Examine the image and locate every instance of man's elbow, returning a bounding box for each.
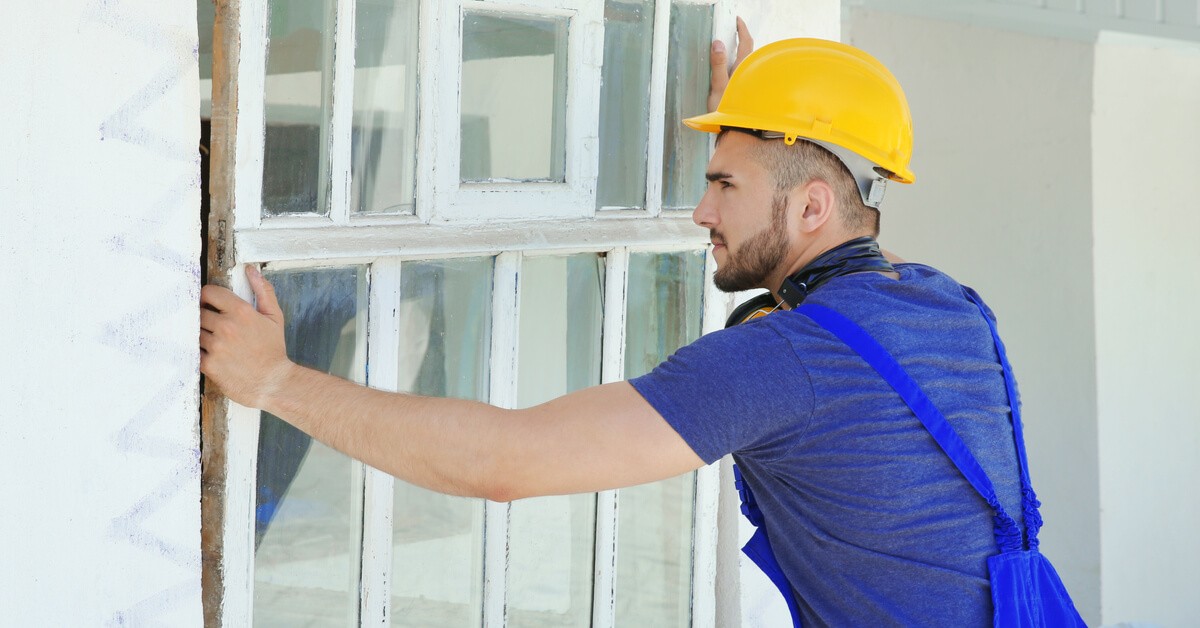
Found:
[475,469,539,503]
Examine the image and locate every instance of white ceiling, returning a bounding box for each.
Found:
[846,0,1200,43]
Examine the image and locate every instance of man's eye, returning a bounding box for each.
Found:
[720,181,733,189]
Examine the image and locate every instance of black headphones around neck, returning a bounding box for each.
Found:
[725,237,894,328]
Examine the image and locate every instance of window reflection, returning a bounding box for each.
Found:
[262,0,336,216]
[254,266,368,625]
[597,0,655,209]
[352,0,419,214]
[507,254,605,627]
[391,257,494,627]
[461,12,569,183]
[616,250,706,626]
[662,2,713,210]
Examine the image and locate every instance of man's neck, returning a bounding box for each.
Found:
[768,233,892,309]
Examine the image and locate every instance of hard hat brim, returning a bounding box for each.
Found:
[683,111,915,184]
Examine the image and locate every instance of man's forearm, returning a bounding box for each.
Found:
[260,362,513,500]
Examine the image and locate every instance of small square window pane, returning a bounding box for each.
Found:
[662,2,713,210]
[262,0,336,216]
[352,0,420,215]
[461,12,568,183]
[391,257,494,627]
[254,266,368,625]
[507,254,605,626]
[616,250,706,626]
[596,0,655,209]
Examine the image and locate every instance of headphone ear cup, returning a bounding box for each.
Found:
[725,292,781,328]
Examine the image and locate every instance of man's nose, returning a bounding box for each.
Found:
[692,188,718,228]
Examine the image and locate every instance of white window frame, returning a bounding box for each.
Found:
[209,0,737,626]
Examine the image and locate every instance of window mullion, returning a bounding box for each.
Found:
[236,0,270,230]
[413,0,440,222]
[643,0,673,217]
[484,251,521,627]
[219,0,271,620]
[691,247,727,628]
[328,0,357,225]
[221,269,267,627]
[359,259,403,626]
[591,246,630,628]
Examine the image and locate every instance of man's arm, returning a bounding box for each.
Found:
[200,266,705,502]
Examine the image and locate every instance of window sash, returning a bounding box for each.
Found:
[213,0,732,625]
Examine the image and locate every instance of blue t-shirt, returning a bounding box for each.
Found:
[631,264,1023,627]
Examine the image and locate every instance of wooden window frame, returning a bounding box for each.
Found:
[203,0,735,626]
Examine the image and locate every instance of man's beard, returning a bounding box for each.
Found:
[712,194,790,293]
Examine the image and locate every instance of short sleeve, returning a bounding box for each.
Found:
[629,321,815,464]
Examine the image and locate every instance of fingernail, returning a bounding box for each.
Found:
[713,40,725,53]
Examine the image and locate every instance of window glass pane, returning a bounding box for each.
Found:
[263,0,335,216]
[352,0,419,215]
[391,257,494,626]
[662,2,713,210]
[255,266,368,625]
[461,13,568,183]
[616,250,705,626]
[507,254,605,626]
[597,0,654,209]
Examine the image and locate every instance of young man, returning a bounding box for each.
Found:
[201,35,1044,626]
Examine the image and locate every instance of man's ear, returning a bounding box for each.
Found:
[795,179,836,234]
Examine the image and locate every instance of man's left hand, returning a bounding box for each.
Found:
[199,265,294,409]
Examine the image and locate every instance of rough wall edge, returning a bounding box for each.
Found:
[202,0,240,624]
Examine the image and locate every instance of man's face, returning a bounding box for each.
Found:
[693,132,792,293]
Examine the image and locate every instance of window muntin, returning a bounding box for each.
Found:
[351,0,420,215]
[461,12,569,183]
[262,0,337,217]
[253,266,368,623]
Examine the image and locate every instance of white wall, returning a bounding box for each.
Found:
[1092,32,1200,628]
[846,9,1102,624]
[0,0,202,624]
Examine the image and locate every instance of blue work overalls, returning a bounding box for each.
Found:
[734,286,1085,627]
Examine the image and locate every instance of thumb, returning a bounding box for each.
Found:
[246,264,284,323]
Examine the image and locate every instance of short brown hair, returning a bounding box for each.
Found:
[747,136,880,235]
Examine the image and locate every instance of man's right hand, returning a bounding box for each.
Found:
[708,17,754,113]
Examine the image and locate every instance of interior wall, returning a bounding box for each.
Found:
[1092,32,1200,628]
[0,0,202,624]
[845,9,1102,623]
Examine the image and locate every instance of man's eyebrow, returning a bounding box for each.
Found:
[705,171,733,182]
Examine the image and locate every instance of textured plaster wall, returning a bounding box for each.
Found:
[0,0,202,624]
[845,9,1102,624]
[1092,33,1200,628]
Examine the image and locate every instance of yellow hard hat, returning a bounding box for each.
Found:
[684,38,915,185]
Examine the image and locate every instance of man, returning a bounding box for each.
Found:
[201,35,1039,626]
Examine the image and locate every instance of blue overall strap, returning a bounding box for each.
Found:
[961,287,1043,548]
[733,464,804,627]
[797,303,1024,553]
